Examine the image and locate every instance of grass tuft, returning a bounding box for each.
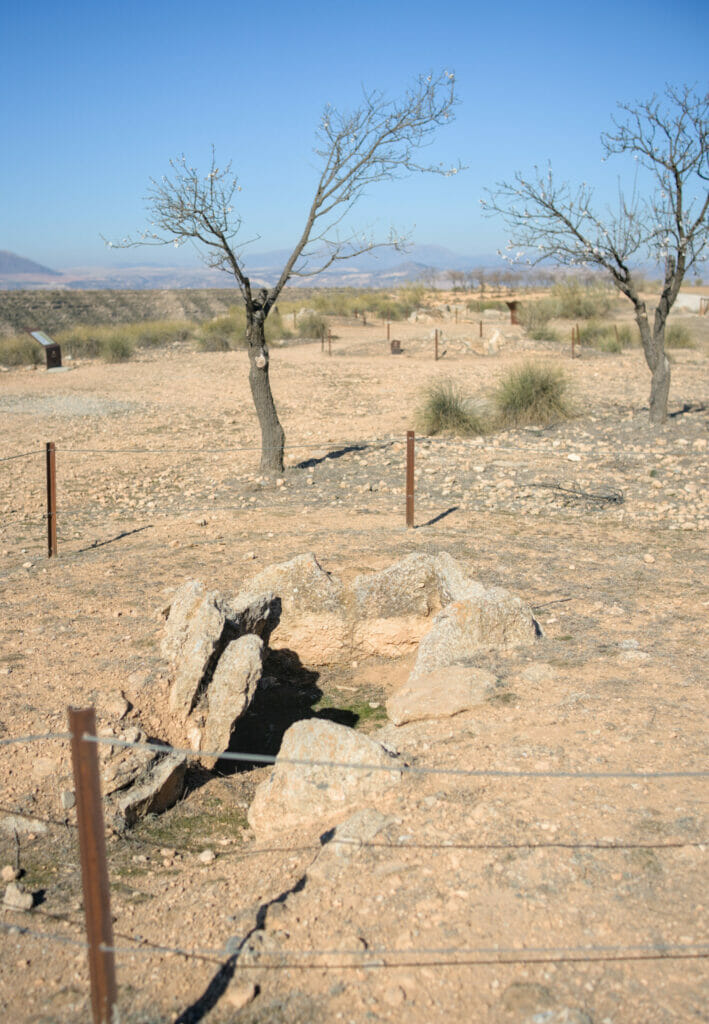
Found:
[416,380,490,436]
[495,362,572,427]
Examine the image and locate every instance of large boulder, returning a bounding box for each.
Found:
[248,720,401,836]
[239,554,347,665]
[386,666,497,725]
[198,635,265,768]
[242,553,345,616]
[412,587,540,676]
[163,581,275,719]
[348,552,475,659]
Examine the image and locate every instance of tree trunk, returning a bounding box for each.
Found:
[633,304,670,425]
[246,318,285,474]
[648,343,671,425]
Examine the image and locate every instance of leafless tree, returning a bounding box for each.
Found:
[484,85,708,424]
[111,72,459,471]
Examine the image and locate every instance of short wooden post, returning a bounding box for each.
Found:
[69,706,117,1024]
[46,441,57,558]
[406,431,415,529]
[434,329,439,361]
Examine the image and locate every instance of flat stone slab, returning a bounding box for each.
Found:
[386,666,497,725]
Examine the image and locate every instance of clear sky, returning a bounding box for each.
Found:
[1,0,706,270]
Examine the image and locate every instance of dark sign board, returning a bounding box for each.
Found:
[27,330,63,369]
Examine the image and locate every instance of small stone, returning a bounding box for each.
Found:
[1,865,19,882]
[224,981,257,1010]
[22,562,33,569]
[567,453,581,462]
[3,881,34,912]
[643,553,655,564]
[60,789,76,811]
[198,849,216,864]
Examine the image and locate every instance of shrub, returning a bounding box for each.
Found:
[466,299,507,313]
[577,321,639,351]
[416,380,490,437]
[665,323,695,348]
[0,335,43,366]
[297,312,327,339]
[495,362,571,427]
[551,279,613,319]
[518,298,557,335]
[100,334,134,362]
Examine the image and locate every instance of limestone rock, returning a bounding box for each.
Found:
[386,666,497,725]
[164,582,229,718]
[350,551,470,619]
[199,634,264,768]
[308,808,394,880]
[413,588,540,676]
[164,581,275,719]
[248,720,401,837]
[243,553,345,616]
[114,751,187,828]
[3,881,33,911]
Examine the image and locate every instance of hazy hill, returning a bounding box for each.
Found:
[0,250,60,276]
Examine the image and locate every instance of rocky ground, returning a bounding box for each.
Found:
[0,306,707,1023]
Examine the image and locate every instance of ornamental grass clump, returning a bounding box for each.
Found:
[495,362,572,427]
[416,380,490,437]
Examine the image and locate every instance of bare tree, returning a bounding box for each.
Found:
[112,72,459,471]
[484,85,708,424]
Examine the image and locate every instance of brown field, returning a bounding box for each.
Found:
[0,295,707,1023]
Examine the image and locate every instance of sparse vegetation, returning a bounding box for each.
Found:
[0,335,43,366]
[551,279,614,319]
[495,361,572,427]
[518,298,557,337]
[578,321,639,352]
[416,380,490,437]
[296,312,327,339]
[665,323,696,348]
[465,298,507,313]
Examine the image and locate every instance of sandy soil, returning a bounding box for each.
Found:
[0,306,707,1023]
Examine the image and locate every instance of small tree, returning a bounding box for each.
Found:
[484,85,708,424]
[112,72,459,471]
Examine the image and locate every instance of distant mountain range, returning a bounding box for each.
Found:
[0,246,506,291]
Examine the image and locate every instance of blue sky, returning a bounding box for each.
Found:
[1,0,706,270]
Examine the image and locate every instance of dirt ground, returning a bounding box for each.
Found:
[0,304,707,1023]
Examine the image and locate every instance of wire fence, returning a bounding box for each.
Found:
[1,726,707,994]
[2,427,702,573]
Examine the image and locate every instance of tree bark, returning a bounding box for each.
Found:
[630,295,670,425]
[246,317,285,474]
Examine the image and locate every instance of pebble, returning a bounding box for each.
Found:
[60,789,76,811]
[198,849,216,864]
[1,865,19,882]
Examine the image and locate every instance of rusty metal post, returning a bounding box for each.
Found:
[571,327,575,359]
[434,329,439,361]
[406,431,415,529]
[479,320,483,338]
[46,441,57,558]
[69,707,117,1024]
[614,324,620,346]
[328,330,332,356]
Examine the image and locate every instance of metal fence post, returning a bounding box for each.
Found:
[46,441,57,558]
[69,706,117,1024]
[434,329,439,361]
[406,431,415,529]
